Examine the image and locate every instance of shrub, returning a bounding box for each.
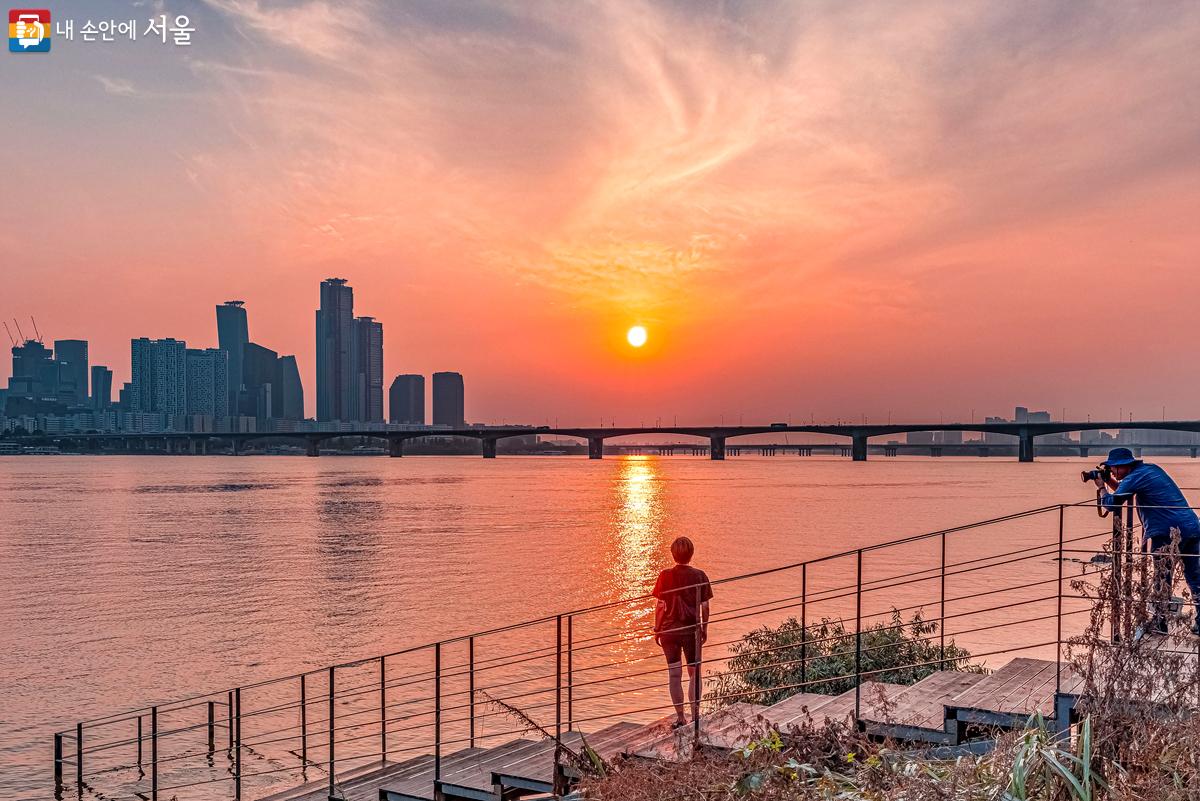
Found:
[709,610,980,705]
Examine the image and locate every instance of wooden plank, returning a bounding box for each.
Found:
[759,692,839,730]
[876,671,987,730]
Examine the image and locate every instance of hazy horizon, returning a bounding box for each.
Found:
[4,0,1199,423]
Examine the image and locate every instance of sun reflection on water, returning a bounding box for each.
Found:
[605,456,669,636]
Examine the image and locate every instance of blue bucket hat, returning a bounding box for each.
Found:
[1101,447,1140,467]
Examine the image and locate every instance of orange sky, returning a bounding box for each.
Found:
[3,0,1199,423]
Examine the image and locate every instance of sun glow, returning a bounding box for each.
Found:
[626,325,648,348]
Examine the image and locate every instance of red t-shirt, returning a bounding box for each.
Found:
[652,564,713,634]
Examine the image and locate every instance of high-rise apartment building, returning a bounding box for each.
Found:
[389,374,425,425]
[277,355,304,421]
[352,316,384,423]
[130,338,187,415]
[431,371,465,427]
[185,348,230,419]
[216,301,249,413]
[316,278,354,422]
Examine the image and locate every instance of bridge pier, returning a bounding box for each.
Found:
[482,439,497,459]
[930,446,942,458]
[1192,447,1198,459]
[1018,430,1035,463]
[305,437,320,457]
[388,438,404,457]
[587,437,604,460]
[189,439,198,455]
[1079,446,1089,459]
[851,433,868,462]
[710,435,726,460]
[232,438,241,456]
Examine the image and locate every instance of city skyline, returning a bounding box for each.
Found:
[3,1,1199,423]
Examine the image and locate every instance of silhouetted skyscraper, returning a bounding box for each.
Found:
[216,301,249,413]
[277,355,304,421]
[53,339,88,406]
[389,374,424,425]
[352,316,384,423]
[316,278,354,422]
[432,371,464,427]
[243,342,279,420]
[130,338,187,415]
[185,348,230,419]
[91,366,112,409]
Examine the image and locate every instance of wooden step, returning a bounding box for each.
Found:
[628,702,768,760]
[758,691,840,730]
[262,752,456,801]
[378,739,536,801]
[487,732,586,798]
[861,670,987,744]
[947,658,1077,729]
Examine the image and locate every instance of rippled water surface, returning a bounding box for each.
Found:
[4,454,1196,799]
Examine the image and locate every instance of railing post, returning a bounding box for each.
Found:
[1124,502,1135,640]
[1056,505,1064,697]
[137,714,142,769]
[300,674,308,767]
[227,691,234,753]
[939,532,947,668]
[566,616,574,731]
[54,732,63,792]
[207,701,215,754]
[380,655,388,763]
[151,706,158,801]
[1111,505,1122,643]
[235,688,242,801]
[434,644,442,782]
[801,563,811,690]
[693,585,703,743]
[554,615,563,786]
[327,668,335,801]
[468,637,475,748]
[75,722,82,793]
[854,549,863,723]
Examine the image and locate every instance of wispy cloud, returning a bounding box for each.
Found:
[93,75,139,97]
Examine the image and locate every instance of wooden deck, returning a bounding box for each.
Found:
[265,657,1089,801]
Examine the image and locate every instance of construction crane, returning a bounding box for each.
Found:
[29,316,42,343]
[2,321,15,347]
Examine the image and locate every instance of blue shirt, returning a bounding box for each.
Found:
[1101,462,1200,539]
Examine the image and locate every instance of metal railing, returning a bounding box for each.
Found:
[53,497,1181,800]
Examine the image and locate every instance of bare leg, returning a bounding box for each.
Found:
[687,665,700,723]
[667,661,685,723]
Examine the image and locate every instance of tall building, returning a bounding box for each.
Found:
[216,301,249,412]
[243,342,280,420]
[432,371,465,427]
[130,338,187,415]
[54,339,88,405]
[243,343,305,422]
[389,374,425,425]
[316,278,354,422]
[185,348,230,419]
[277,355,304,421]
[5,340,59,416]
[351,316,384,423]
[91,366,113,409]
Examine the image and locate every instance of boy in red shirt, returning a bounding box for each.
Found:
[652,536,713,728]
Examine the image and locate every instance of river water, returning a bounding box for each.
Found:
[3,454,1194,799]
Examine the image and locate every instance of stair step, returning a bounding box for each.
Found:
[947,658,1076,728]
[629,702,769,760]
[379,739,536,801]
[861,670,988,744]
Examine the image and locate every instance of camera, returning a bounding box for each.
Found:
[1081,465,1111,484]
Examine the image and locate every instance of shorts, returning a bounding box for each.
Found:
[659,634,700,666]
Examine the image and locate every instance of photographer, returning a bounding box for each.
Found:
[1093,447,1200,635]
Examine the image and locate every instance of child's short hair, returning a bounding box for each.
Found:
[670,536,695,564]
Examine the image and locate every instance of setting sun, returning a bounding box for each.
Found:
[627,325,648,348]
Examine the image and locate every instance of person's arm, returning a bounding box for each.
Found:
[1100,472,1137,511]
[654,599,666,644]
[700,600,710,644]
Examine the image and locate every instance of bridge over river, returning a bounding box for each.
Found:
[9,420,1200,461]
